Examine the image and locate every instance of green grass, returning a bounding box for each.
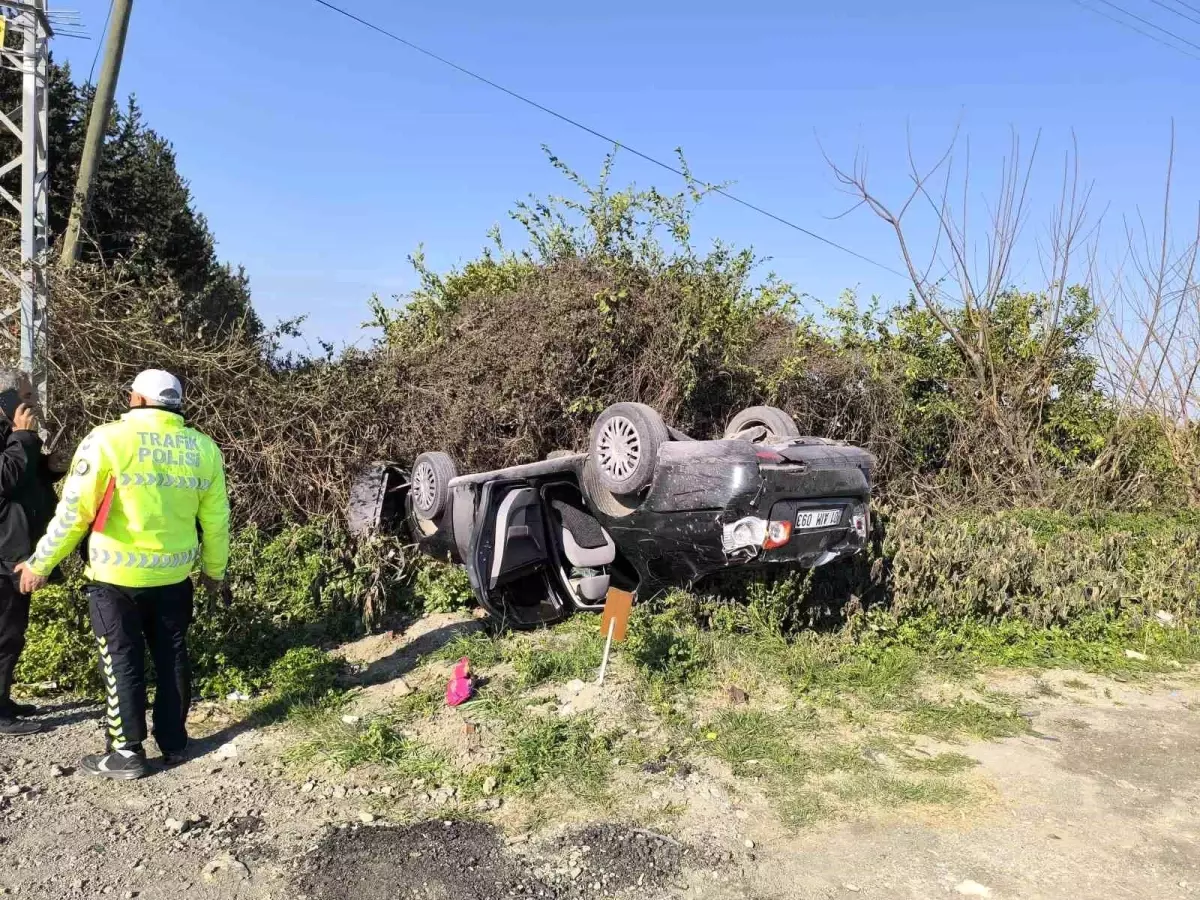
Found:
[833,772,969,807]
[510,631,605,688]
[494,715,614,799]
[388,686,443,722]
[704,710,796,775]
[286,716,447,780]
[434,630,509,669]
[902,699,1031,742]
[900,752,979,775]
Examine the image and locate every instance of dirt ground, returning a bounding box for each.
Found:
[2,618,1199,900]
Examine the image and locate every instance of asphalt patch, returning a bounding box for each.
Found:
[295,821,552,900]
[294,820,717,900]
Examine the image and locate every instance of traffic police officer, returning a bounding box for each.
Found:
[16,370,230,780]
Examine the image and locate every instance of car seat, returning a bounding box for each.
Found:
[549,499,616,603]
[489,488,550,589]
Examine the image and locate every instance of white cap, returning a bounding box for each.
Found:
[131,369,183,409]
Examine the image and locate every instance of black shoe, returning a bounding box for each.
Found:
[80,748,150,781]
[0,716,41,736]
[160,750,187,768]
[5,700,37,717]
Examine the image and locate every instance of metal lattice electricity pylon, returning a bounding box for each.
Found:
[0,1,51,405]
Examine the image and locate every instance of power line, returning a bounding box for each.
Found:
[1081,0,1200,54]
[88,0,115,85]
[1163,0,1200,19]
[1147,0,1200,27]
[1073,0,1200,58]
[308,0,908,279]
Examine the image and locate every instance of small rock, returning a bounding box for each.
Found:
[340,715,360,726]
[726,685,749,705]
[49,765,68,778]
[845,885,861,893]
[124,893,138,899]
[203,852,249,882]
[165,818,189,835]
[482,776,498,796]
[225,691,250,702]
[215,742,238,761]
[300,782,316,794]
[955,881,993,898]
[565,679,586,695]
[332,786,347,799]
[393,679,414,697]
[1156,610,1176,626]
[358,811,375,824]
[506,833,529,846]
[744,839,755,850]
[1124,649,1148,661]
[1,786,24,798]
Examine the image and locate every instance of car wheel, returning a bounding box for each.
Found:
[589,402,668,496]
[581,458,641,519]
[411,451,457,521]
[724,406,800,443]
[346,461,399,538]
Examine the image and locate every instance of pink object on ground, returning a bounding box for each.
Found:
[445,657,474,706]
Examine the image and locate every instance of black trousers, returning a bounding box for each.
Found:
[0,562,29,705]
[87,579,194,753]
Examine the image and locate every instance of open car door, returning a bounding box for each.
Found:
[465,479,569,629]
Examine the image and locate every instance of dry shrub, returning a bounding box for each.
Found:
[6,250,900,527]
[12,258,360,525]
[883,509,1200,625]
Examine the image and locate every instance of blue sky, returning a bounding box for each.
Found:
[53,0,1198,348]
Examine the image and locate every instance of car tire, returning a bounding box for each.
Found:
[411,451,457,521]
[589,402,668,496]
[346,461,396,538]
[580,458,641,519]
[724,406,801,443]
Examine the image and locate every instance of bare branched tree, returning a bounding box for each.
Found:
[824,127,1096,494]
[1091,123,1200,500]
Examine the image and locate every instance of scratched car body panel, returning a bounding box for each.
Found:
[348,405,876,629]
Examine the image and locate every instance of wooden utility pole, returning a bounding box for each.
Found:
[59,0,133,268]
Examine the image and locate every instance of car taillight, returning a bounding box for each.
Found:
[763,520,793,549]
[852,513,868,539]
[755,450,785,464]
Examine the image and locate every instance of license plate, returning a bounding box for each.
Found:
[796,509,841,530]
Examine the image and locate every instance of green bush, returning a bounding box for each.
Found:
[627,601,712,689]
[15,582,98,694]
[883,509,1200,625]
[410,559,475,614]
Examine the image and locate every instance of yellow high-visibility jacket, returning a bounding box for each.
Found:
[26,408,230,588]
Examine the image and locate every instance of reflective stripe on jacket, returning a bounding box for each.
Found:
[26,408,230,587]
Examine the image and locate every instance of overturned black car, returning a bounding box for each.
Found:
[348,404,876,628]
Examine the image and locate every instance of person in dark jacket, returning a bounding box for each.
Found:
[0,370,67,736]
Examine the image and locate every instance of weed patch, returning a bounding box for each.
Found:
[900,752,979,775]
[903,699,1030,742]
[511,631,605,688]
[287,716,447,780]
[495,716,614,799]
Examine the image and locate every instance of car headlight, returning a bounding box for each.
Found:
[722,517,767,552]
